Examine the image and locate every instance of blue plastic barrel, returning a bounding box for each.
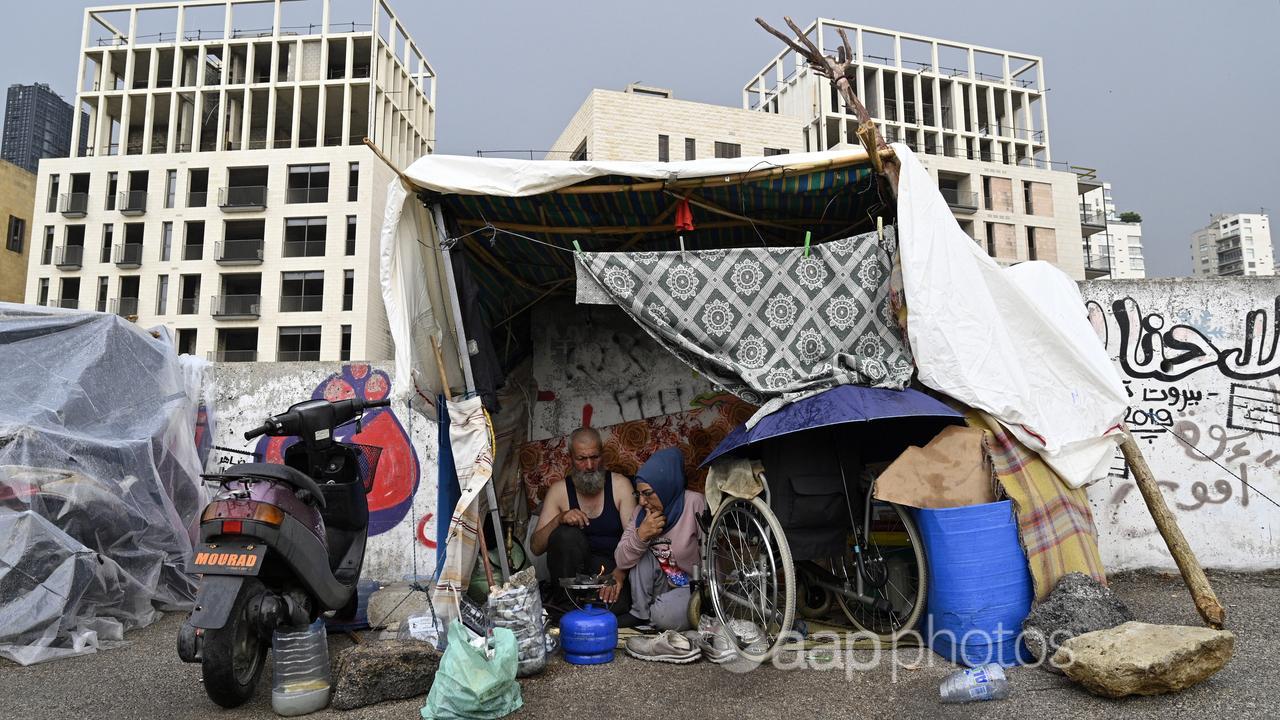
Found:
[916,500,1033,667]
[559,605,617,665]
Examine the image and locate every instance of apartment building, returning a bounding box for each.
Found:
[1191,213,1274,277]
[1081,182,1145,279]
[743,19,1102,280]
[25,0,435,362]
[547,85,806,162]
[0,160,36,302]
[2,84,88,174]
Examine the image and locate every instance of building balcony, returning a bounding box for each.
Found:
[939,188,978,212]
[286,187,328,204]
[49,297,80,309]
[216,239,265,265]
[212,294,261,319]
[1080,211,1107,237]
[178,296,200,315]
[209,349,258,362]
[119,191,147,215]
[1083,247,1111,280]
[54,245,84,269]
[111,297,139,317]
[218,186,268,211]
[113,243,143,268]
[59,192,89,218]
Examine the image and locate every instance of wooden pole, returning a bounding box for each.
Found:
[429,335,450,400]
[1119,432,1227,628]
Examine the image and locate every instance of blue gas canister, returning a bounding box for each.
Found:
[559,604,617,665]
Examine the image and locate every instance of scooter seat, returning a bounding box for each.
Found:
[221,462,327,508]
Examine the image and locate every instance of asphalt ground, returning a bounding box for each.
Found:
[2,570,1275,720]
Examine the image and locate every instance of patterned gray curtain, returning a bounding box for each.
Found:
[576,228,914,423]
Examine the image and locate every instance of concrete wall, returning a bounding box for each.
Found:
[1081,277,1280,571]
[548,89,806,162]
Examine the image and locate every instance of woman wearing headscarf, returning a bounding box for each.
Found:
[607,446,707,632]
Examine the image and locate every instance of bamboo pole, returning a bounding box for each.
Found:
[1119,432,1227,628]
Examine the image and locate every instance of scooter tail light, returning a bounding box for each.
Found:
[201,500,285,527]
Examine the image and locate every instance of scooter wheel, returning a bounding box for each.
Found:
[201,578,268,708]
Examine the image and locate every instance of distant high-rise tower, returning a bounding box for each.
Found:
[2,84,86,174]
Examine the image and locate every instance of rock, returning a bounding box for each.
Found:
[330,638,442,710]
[366,583,430,630]
[1022,573,1133,669]
[1052,621,1234,698]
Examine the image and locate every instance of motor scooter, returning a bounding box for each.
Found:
[177,396,389,708]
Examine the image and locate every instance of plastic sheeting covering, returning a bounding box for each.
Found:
[0,305,207,664]
[894,144,1127,488]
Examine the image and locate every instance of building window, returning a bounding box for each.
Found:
[156,274,169,315]
[106,172,118,210]
[164,169,177,208]
[278,326,322,361]
[343,270,354,311]
[6,216,24,253]
[340,324,351,361]
[96,276,109,312]
[176,328,197,355]
[284,218,327,257]
[984,222,996,257]
[37,278,49,306]
[348,162,359,202]
[179,274,200,314]
[41,226,53,265]
[101,224,114,262]
[184,221,204,261]
[685,138,696,160]
[570,139,587,161]
[714,142,741,159]
[345,216,356,255]
[161,222,172,262]
[280,271,324,312]
[763,147,789,156]
[1027,230,1038,261]
[46,175,58,213]
[286,164,329,204]
[658,134,669,162]
[188,168,208,207]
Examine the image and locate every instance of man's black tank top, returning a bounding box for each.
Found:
[565,473,624,557]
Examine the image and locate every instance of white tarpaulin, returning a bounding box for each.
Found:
[398,148,872,197]
[894,143,1127,487]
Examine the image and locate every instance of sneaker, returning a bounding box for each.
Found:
[683,629,737,664]
[624,630,701,664]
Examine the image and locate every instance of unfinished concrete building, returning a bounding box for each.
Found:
[26,0,435,362]
[744,19,1106,280]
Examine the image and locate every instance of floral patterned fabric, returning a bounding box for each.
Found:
[518,392,757,509]
[575,229,913,423]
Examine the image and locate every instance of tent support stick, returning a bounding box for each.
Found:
[363,137,411,188]
[1120,432,1226,628]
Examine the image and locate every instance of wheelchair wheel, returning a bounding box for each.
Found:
[704,496,795,663]
[835,499,928,642]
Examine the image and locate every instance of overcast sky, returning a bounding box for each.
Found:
[3,0,1277,277]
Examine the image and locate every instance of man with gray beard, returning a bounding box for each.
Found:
[531,427,636,616]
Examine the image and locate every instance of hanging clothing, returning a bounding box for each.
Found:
[575,229,913,426]
[450,249,506,412]
[564,473,624,558]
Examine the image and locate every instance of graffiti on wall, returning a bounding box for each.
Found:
[1098,296,1280,382]
[252,364,422,536]
[1082,285,1280,566]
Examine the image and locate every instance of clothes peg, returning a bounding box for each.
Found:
[877,216,884,243]
[678,235,686,261]
[803,230,812,258]
[572,240,582,254]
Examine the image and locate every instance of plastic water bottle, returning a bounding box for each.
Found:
[271,618,331,716]
[939,663,1010,703]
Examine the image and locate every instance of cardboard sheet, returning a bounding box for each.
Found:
[872,426,998,509]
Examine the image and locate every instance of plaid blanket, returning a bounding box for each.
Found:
[966,409,1106,599]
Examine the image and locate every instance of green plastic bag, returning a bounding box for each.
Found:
[421,621,523,720]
